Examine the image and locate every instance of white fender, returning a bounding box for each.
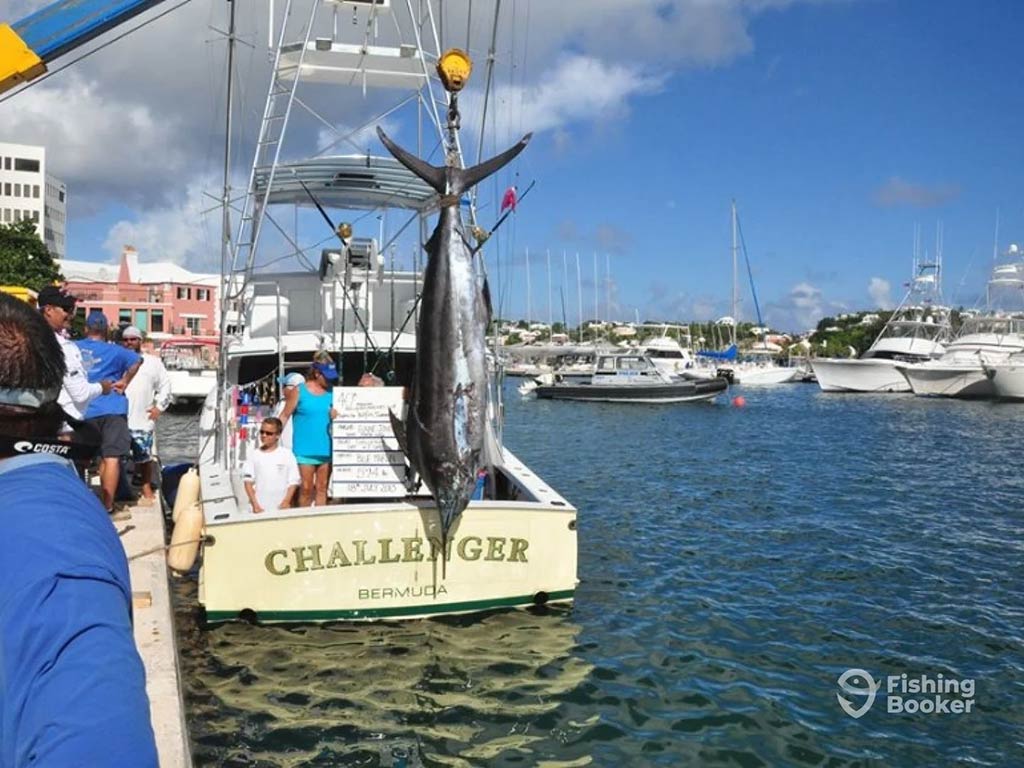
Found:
[167,502,204,573]
[172,468,200,523]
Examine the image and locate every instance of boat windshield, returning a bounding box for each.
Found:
[878,320,946,341]
[958,316,1024,337]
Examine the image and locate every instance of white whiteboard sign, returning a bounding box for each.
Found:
[331,386,412,498]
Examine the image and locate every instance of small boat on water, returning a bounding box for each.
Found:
[533,352,728,403]
[160,338,218,407]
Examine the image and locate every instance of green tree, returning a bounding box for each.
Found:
[0,220,62,292]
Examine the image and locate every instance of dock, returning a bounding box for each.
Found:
[116,500,193,768]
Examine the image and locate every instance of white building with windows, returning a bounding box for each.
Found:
[0,141,67,258]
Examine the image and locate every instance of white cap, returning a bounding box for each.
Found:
[122,325,143,339]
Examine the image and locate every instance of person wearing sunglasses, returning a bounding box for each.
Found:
[241,417,300,514]
[279,358,338,507]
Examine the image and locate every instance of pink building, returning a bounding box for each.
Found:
[59,246,220,339]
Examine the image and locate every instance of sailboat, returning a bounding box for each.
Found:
[178,1,577,623]
[719,201,799,385]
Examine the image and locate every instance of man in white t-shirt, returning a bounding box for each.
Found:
[242,416,300,513]
[121,327,171,504]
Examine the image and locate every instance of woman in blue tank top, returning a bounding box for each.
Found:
[280,360,338,506]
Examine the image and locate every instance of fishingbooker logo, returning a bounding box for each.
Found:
[837,668,976,718]
[836,669,879,718]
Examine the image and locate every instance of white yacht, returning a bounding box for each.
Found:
[983,354,1024,400]
[812,256,949,393]
[896,314,1024,398]
[897,251,1024,398]
[160,339,218,406]
[182,1,577,623]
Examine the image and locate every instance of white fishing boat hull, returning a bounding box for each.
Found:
[734,365,800,385]
[984,363,1024,400]
[810,358,911,393]
[197,494,577,623]
[168,368,217,403]
[896,362,994,399]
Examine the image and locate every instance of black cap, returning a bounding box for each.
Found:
[37,286,77,311]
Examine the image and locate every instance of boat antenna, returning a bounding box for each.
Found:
[214,0,237,463]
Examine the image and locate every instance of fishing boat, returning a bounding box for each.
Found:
[177,1,577,623]
[983,353,1024,400]
[896,253,1024,398]
[160,338,218,406]
[532,352,728,403]
[812,252,949,393]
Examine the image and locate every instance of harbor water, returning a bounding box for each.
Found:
[158,383,1024,766]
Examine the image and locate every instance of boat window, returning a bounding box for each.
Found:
[597,357,616,372]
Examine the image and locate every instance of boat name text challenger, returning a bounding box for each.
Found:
[264,534,531,576]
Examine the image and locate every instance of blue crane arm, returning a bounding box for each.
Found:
[1,0,168,93]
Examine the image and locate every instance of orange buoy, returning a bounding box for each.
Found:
[167,502,204,573]
[732,396,747,407]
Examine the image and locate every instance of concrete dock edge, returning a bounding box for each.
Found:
[118,500,193,768]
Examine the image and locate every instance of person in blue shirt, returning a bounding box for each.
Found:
[0,293,158,767]
[77,311,142,512]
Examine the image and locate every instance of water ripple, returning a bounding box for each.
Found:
[164,385,1024,766]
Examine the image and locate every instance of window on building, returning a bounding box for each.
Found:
[3,158,9,171]
[2,209,8,223]
[13,184,20,197]
[134,309,148,331]
[14,158,40,173]
[196,288,209,301]
[58,190,65,203]
[3,183,9,195]
[176,287,187,300]
[185,317,201,335]
[75,307,86,322]
[13,210,21,222]
[119,308,132,325]
[32,185,39,199]
[151,310,164,333]
[30,211,38,222]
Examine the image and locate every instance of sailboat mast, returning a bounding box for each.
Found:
[731,200,738,347]
[547,249,553,328]
[525,246,531,324]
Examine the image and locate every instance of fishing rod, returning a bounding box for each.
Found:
[470,180,537,255]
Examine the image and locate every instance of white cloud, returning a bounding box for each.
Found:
[764,281,846,331]
[867,276,893,309]
[102,174,221,268]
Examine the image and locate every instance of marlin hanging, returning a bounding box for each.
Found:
[378,87,530,567]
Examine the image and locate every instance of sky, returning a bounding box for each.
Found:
[3,0,1024,332]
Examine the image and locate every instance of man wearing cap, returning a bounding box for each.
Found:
[121,327,171,505]
[77,311,142,512]
[37,286,114,422]
[0,294,158,766]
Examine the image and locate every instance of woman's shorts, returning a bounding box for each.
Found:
[296,454,330,466]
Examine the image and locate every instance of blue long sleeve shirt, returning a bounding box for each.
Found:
[0,454,158,768]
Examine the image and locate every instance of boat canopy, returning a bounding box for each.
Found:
[697,344,738,361]
[254,155,436,211]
